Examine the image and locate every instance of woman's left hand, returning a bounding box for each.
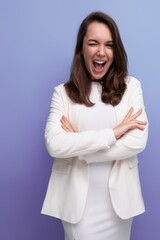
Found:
[60,115,75,132]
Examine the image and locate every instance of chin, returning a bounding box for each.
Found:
[91,73,106,80]
[90,69,108,80]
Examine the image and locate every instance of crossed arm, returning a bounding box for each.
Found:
[45,80,148,162]
[60,107,148,163]
[60,107,147,139]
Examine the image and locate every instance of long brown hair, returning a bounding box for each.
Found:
[65,11,128,106]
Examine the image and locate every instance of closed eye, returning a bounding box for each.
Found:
[105,43,113,48]
[87,39,98,46]
[88,42,97,46]
[105,41,113,48]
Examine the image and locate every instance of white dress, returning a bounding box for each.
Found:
[62,82,133,240]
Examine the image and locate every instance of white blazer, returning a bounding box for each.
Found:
[41,76,148,223]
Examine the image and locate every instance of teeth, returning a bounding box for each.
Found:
[94,60,105,64]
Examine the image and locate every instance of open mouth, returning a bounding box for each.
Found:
[93,60,106,70]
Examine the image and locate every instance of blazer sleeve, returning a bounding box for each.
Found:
[44,85,116,158]
[85,79,149,164]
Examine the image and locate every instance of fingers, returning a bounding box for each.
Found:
[60,116,69,126]
[124,107,134,120]
[134,120,147,129]
[127,120,147,132]
[134,120,147,125]
[124,107,143,122]
[114,109,147,139]
[60,116,75,132]
[60,116,70,131]
[130,109,143,121]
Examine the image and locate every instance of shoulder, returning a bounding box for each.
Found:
[125,75,140,85]
[54,83,65,92]
[52,83,71,102]
[125,75,142,90]
[53,83,67,96]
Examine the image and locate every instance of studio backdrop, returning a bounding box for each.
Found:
[0,0,160,239]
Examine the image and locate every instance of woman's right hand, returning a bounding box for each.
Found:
[113,107,147,140]
[60,115,75,133]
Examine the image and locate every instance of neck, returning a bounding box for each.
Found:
[90,79,103,85]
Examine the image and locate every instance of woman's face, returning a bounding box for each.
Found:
[82,21,114,80]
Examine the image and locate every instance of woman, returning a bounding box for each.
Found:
[41,11,148,240]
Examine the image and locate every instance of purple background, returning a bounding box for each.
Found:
[0,0,159,239]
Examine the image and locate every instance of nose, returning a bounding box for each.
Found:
[97,45,105,57]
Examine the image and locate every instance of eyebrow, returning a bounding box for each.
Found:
[87,39,113,43]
